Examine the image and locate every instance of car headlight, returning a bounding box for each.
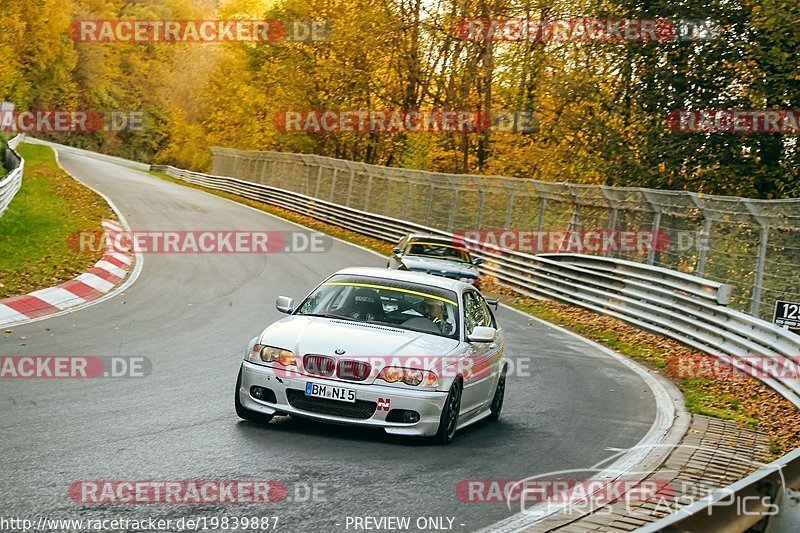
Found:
[248,344,297,366]
[377,367,439,388]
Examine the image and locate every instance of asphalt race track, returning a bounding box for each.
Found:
[0,149,657,531]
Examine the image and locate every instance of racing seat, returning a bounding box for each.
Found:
[401,316,443,334]
[336,288,385,321]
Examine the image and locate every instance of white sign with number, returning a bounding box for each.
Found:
[774,300,800,329]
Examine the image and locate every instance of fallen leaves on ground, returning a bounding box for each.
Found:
[483,278,800,457]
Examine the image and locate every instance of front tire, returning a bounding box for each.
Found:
[234,365,274,424]
[489,368,506,421]
[435,380,462,444]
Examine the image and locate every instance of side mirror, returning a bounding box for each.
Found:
[484,298,499,310]
[472,257,484,265]
[467,326,496,343]
[393,247,402,254]
[276,296,294,314]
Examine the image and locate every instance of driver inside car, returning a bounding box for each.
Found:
[419,298,452,334]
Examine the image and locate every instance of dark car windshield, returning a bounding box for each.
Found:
[405,241,471,263]
[295,275,460,339]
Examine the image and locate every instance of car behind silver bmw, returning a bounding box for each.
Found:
[235,267,506,443]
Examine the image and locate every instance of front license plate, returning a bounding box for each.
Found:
[305,382,356,403]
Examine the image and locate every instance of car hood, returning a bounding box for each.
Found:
[258,315,461,382]
[400,256,478,278]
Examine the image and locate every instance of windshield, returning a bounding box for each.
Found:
[295,275,460,339]
[405,241,471,263]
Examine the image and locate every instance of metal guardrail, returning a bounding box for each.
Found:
[0,134,24,217]
[11,139,799,531]
[210,147,800,321]
[641,446,800,532]
[151,161,800,530]
[152,163,800,407]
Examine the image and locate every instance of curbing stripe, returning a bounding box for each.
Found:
[0,143,144,328]
[0,216,134,327]
[94,260,127,278]
[59,280,103,300]
[0,304,28,323]
[2,295,59,318]
[108,251,132,266]
[102,254,127,268]
[75,273,115,293]
[28,287,87,310]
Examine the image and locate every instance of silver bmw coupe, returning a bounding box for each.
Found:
[235,267,506,443]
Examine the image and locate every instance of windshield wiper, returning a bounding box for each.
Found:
[297,312,349,320]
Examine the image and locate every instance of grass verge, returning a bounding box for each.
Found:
[0,143,114,299]
[149,168,800,456]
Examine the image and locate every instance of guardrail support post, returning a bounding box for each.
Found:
[647,210,661,265]
[475,188,485,230]
[346,170,355,206]
[448,190,459,232]
[363,174,373,212]
[643,191,662,265]
[604,209,618,257]
[301,164,309,194]
[570,205,581,232]
[568,187,581,232]
[505,193,515,229]
[425,183,434,226]
[536,197,546,232]
[403,181,412,220]
[383,176,391,216]
[695,216,713,277]
[751,224,769,316]
[330,168,338,202]
[601,188,619,257]
[314,166,323,197]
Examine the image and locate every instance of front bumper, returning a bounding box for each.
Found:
[238,361,448,436]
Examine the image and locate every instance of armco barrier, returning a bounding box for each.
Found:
[4,137,794,530]
[151,164,800,404]
[150,161,800,531]
[0,134,24,217]
[640,447,800,532]
[210,147,800,320]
